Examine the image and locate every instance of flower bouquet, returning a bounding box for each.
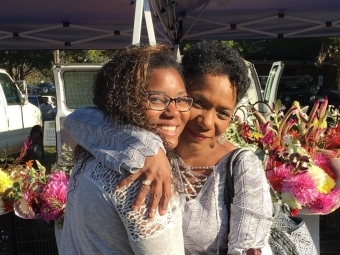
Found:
[0,138,70,222]
[227,98,340,215]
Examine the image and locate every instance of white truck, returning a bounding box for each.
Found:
[52,61,283,166]
[0,68,44,162]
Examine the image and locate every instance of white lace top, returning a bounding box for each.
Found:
[64,107,273,255]
[61,107,185,255]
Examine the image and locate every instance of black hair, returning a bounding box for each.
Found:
[181,40,250,104]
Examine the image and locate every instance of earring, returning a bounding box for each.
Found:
[218,133,227,145]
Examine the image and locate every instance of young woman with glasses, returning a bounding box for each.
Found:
[64,41,273,254]
[60,44,192,255]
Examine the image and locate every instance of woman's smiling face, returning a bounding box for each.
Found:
[145,68,190,149]
[178,74,237,150]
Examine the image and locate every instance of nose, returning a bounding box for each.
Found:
[163,100,180,117]
[197,108,215,130]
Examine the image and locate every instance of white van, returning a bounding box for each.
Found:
[0,69,44,162]
[52,61,282,166]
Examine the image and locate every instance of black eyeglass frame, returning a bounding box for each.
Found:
[147,93,194,112]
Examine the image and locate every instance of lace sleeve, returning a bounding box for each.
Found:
[64,106,165,173]
[228,151,273,253]
[85,159,185,254]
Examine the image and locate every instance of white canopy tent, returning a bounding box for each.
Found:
[1,0,340,50]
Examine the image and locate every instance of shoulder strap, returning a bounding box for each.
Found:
[220,148,248,254]
[224,148,247,212]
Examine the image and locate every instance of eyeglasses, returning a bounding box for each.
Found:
[147,94,194,112]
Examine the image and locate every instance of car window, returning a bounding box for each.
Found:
[63,71,95,109]
[278,77,314,91]
[0,73,19,104]
[28,96,39,107]
[50,96,57,105]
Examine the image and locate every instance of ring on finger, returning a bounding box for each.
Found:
[142,179,151,186]
[140,186,150,193]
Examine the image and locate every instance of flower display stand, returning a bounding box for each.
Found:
[299,214,320,254]
[54,220,63,253]
[0,211,58,255]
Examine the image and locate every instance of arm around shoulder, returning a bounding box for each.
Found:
[64,106,166,173]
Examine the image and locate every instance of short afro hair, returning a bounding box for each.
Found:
[181,40,250,104]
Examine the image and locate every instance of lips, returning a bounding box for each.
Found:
[188,128,208,140]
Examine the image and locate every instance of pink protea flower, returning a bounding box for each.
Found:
[40,171,68,222]
[313,152,330,168]
[309,189,340,214]
[267,163,292,192]
[282,172,318,205]
[49,171,68,182]
[313,153,337,180]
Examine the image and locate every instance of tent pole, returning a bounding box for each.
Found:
[174,44,181,62]
[143,0,156,45]
[132,0,144,45]
[132,0,156,46]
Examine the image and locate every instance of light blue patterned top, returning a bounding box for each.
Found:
[64,106,273,255]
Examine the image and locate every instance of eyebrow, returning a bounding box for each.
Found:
[147,90,188,96]
[192,94,233,111]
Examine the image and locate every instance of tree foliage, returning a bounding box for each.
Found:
[318,37,340,69]
[57,50,114,64]
[0,51,54,81]
[0,39,338,83]
[182,38,325,61]
[0,49,117,83]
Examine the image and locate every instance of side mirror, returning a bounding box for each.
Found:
[14,80,28,105]
[19,93,26,104]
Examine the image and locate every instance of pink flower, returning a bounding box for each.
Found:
[282,173,318,205]
[40,171,68,221]
[49,171,68,182]
[310,189,340,214]
[313,153,330,168]
[260,129,275,145]
[267,163,292,191]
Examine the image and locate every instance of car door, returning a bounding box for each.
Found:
[263,61,285,109]
[0,85,8,152]
[53,64,101,166]
[234,61,264,121]
[0,72,25,155]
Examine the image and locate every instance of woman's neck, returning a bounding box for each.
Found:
[175,141,228,165]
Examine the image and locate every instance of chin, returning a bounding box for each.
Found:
[164,139,177,149]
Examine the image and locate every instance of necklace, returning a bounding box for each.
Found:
[187,165,215,170]
[177,156,215,199]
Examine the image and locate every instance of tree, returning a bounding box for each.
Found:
[317,37,340,91]
[58,50,114,64]
[181,38,324,61]
[0,51,54,81]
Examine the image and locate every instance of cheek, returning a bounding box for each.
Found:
[144,110,160,124]
[182,111,190,122]
[188,108,200,121]
[216,119,231,136]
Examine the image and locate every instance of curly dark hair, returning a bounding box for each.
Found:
[71,44,183,192]
[93,44,183,130]
[181,40,250,104]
